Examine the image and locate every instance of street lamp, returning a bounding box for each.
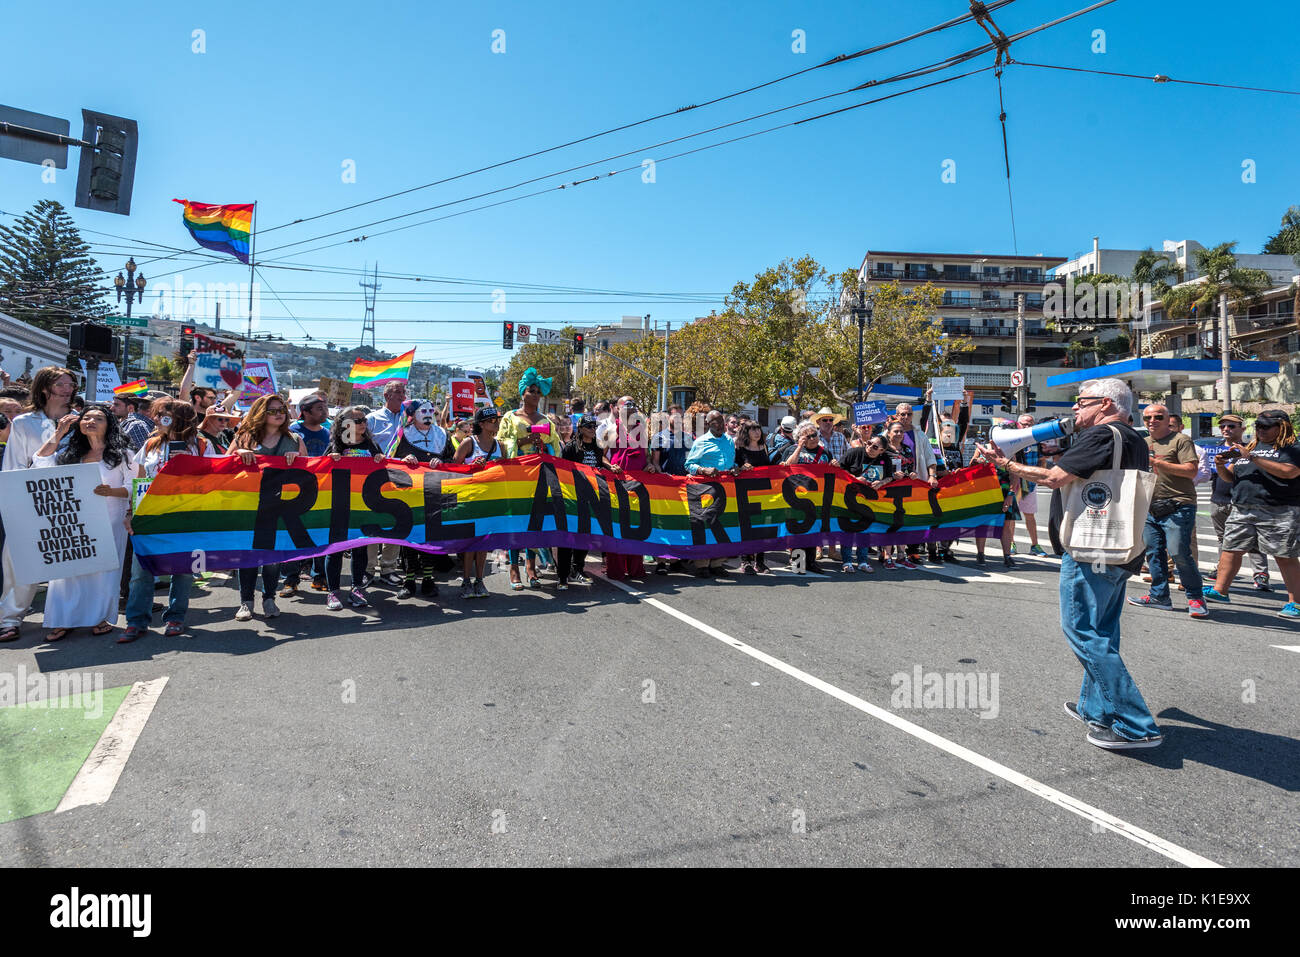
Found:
[854,282,875,401]
[115,257,147,378]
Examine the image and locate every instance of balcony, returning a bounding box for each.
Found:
[866,267,1048,285]
[942,294,1047,311]
[941,319,1057,338]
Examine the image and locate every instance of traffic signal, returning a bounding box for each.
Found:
[1000,390,1015,413]
[502,320,514,349]
[74,110,139,216]
[181,324,196,354]
[1026,391,1037,412]
[573,332,584,355]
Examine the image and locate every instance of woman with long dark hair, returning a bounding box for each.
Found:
[121,399,219,640]
[322,406,388,611]
[229,394,307,621]
[734,421,771,574]
[32,403,135,642]
[452,407,503,598]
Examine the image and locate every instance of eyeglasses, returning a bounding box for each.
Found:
[1257,422,1282,430]
[1075,397,1106,407]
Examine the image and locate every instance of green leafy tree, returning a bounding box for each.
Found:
[1262,205,1300,256]
[1161,242,1271,354]
[0,199,106,332]
[575,333,668,411]
[148,355,182,385]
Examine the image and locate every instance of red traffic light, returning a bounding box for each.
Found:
[182,325,195,335]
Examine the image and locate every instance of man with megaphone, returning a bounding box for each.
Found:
[977,377,1164,752]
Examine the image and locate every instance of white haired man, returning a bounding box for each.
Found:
[979,378,1163,751]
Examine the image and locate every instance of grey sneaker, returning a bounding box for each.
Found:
[1086,726,1163,751]
[261,596,280,618]
[473,579,488,598]
[459,580,475,600]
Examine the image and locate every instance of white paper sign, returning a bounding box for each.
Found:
[0,463,121,585]
[930,376,965,402]
[78,360,123,402]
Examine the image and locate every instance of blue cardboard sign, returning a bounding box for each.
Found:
[853,400,889,426]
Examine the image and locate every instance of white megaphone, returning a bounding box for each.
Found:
[989,416,1075,457]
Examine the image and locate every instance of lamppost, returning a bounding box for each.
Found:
[114,257,147,379]
[853,282,875,401]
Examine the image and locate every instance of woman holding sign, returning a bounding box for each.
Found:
[32,404,134,643]
[121,400,220,641]
[229,395,307,622]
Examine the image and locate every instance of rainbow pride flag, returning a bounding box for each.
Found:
[130,457,1007,575]
[348,349,415,388]
[113,379,148,396]
[173,199,254,264]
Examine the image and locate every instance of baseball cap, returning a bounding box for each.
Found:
[300,395,326,412]
[780,415,796,431]
[1254,410,1288,428]
[473,406,500,424]
[577,414,598,428]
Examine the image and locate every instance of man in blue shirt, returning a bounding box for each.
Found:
[684,410,735,577]
[290,395,331,456]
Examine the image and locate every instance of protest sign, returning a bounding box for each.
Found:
[0,464,121,585]
[131,456,1008,575]
[192,333,244,391]
[236,358,278,407]
[930,376,965,402]
[853,400,889,426]
[449,379,477,417]
[318,376,356,407]
[78,360,122,402]
[463,370,493,407]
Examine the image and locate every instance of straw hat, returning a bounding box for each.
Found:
[813,406,845,425]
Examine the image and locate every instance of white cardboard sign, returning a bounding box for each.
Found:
[0,463,121,585]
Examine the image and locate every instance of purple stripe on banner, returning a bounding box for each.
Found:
[136,523,1007,576]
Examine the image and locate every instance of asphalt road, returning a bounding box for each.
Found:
[2,486,1297,867]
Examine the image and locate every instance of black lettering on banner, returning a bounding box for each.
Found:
[360,467,413,539]
[422,470,474,542]
[527,461,568,532]
[734,477,777,541]
[615,478,652,541]
[686,481,729,545]
[882,484,911,533]
[840,482,877,533]
[573,466,613,536]
[927,485,944,528]
[781,474,817,535]
[818,470,837,533]
[252,468,319,550]
[329,467,352,543]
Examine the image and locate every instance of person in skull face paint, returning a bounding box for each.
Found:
[389,399,449,599]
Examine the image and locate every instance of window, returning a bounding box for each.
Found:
[946,265,972,280]
[983,265,1001,279]
[874,263,894,277]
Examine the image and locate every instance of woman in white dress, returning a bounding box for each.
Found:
[33,403,137,642]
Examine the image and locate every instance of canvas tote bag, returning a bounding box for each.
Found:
[1060,424,1155,565]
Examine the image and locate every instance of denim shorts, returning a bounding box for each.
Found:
[1222,503,1300,558]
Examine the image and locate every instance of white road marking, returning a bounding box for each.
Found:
[593,574,1220,869]
[1271,645,1300,654]
[56,677,169,814]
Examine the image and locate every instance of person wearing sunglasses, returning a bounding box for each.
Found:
[452,406,504,599]
[837,434,897,573]
[558,414,619,589]
[1206,414,1269,591]
[1127,404,1207,618]
[228,395,308,622]
[734,421,771,574]
[1204,410,1300,619]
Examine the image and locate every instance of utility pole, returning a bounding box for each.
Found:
[214,301,220,333]
[854,284,872,401]
[1220,292,1231,413]
[660,321,671,411]
[1015,292,1027,413]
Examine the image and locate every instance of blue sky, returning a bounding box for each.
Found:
[2,0,1296,371]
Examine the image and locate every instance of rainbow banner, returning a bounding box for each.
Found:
[348,349,415,388]
[113,379,148,396]
[173,199,254,264]
[130,456,1007,575]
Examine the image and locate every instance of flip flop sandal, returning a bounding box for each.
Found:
[46,629,71,642]
[0,627,19,643]
[91,623,115,636]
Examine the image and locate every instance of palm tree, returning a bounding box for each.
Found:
[1161,242,1271,358]
[1129,248,1183,357]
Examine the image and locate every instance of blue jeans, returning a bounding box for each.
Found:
[1059,554,1161,740]
[1144,504,1203,603]
[125,555,193,628]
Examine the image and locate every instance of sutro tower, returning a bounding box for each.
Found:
[359,261,381,350]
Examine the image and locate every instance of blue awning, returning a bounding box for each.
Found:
[1046,358,1279,392]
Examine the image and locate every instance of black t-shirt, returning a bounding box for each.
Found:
[1057,421,1150,478]
[1055,421,1150,573]
[1227,444,1300,508]
[838,446,896,483]
[735,444,771,468]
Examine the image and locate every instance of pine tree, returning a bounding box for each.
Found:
[0,199,107,332]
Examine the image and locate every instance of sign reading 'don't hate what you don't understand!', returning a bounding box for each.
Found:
[0,464,121,585]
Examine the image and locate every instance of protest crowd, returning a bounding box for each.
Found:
[2,361,1297,668]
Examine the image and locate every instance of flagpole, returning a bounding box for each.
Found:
[245,201,257,358]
